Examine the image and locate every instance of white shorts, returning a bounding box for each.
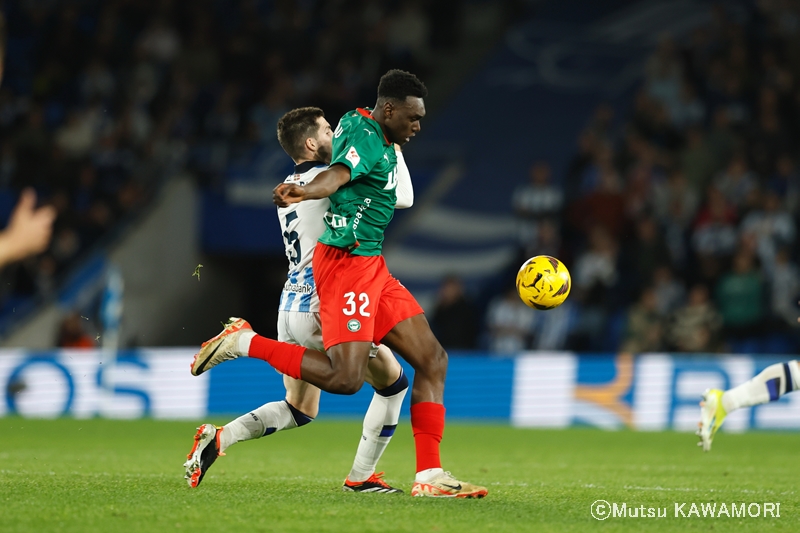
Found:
[277,311,377,357]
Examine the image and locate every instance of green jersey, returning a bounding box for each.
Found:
[318,108,399,256]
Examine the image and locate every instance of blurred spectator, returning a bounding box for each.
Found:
[652,266,685,316]
[80,57,116,102]
[55,110,96,158]
[768,154,800,213]
[177,22,220,87]
[430,275,478,350]
[249,87,290,143]
[621,287,664,353]
[15,106,49,161]
[653,170,699,228]
[56,312,95,348]
[585,103,615,146]
[769,248,800,331]
[628,216,671,292]
[569,167,626,240]
[564,130,597,203]
[513,161,563,256]
[679,127,716,194]
[749,90,791,178]
[713,155,758,210]
[692,187,738,283]
[739,190,795,275]
[137,16,181,65]
[706,108,737,169]
[386,2,432,69]
[645,34,682,112]
[666,284,723,352]
[669,81,706,129]
[569,227,620,349]
[715,250,765,339]
[577,141,616,195]
[528,219,562,259]
[624,163,658,220]
[485,288,536,353]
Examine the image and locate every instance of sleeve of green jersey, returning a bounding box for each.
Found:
[330,124,384,181]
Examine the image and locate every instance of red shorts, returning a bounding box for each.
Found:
[313,242,424,350]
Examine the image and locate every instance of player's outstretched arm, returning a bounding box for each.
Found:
[273,164,351,207]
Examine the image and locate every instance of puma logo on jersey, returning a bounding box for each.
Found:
[364,129,374,136]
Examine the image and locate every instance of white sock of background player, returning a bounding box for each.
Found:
[346,369,409,482]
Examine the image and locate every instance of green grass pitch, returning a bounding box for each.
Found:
[2,417,798,532]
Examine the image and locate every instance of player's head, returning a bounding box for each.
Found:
[276,106,333,164]
[375,69,427,146]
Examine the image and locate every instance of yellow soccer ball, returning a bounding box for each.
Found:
[515,255,571,310]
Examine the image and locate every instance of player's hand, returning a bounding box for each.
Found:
[0,188,56,264]
[273,183,305,207]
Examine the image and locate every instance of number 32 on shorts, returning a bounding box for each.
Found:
[342,292,370,317]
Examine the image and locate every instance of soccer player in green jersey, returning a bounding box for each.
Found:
[193,70,487,498]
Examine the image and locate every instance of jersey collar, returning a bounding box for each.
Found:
[356,108,390,145]
[294,160,327,174]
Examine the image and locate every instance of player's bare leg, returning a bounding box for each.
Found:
[191,317,371,394]
[283,375,322,418]
[302,341,372,394]
[382,314,488,498]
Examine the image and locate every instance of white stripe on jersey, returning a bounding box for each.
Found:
[277,165,330,313]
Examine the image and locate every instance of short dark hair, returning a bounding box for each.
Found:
[377,69,428,102]
[276,107,325,161]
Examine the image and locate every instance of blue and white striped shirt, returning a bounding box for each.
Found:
[277,162,329,313]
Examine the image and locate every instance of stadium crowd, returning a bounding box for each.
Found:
[7,0,797,356]
[500,1,800,354]
[0,0,474,335]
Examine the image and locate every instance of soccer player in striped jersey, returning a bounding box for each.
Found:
[193,70,487,498]
[698,360,800,451]
[185,107,412,493]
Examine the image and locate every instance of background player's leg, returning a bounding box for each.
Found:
[722,361,800,412]
[184,376,319,488]
[345,346,407,484]
[698,360,800,452]
[219,376,319,453]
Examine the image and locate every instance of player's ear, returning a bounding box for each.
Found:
[305,136,317,153]
[383,100,394,119]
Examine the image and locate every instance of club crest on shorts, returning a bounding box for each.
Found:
[347,319,361,332]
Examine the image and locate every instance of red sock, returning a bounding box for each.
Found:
[410,402,445,472]
[248,335,305,380]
